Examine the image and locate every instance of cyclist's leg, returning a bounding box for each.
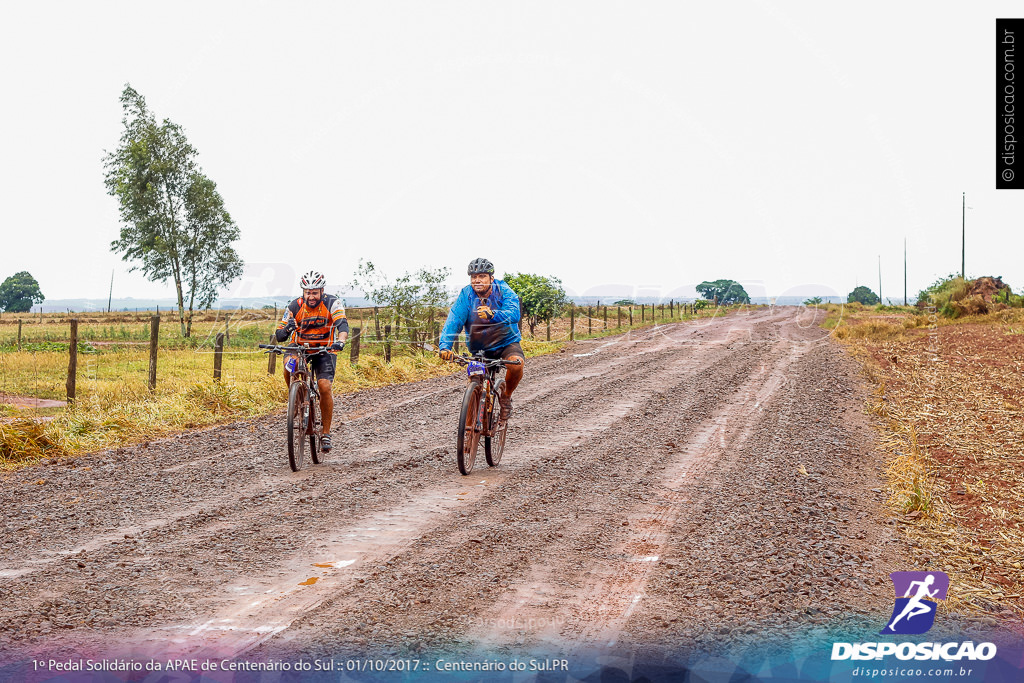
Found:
[499,342,525,397]
[495,342,524,421]
[313,353,337,434]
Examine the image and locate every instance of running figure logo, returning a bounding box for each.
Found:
[881,571,949,635]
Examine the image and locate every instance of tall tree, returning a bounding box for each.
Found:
[103,85,243,337]
[0,271,45,313]
[503,273,567,337]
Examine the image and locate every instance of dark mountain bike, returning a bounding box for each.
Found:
[451,353,521,475]
[259,343,328,471]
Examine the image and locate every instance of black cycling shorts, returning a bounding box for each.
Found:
[286,351,337,382]
[481,341,525,364]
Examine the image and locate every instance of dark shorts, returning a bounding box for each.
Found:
[481,341,525,363]
[286,351,337,382]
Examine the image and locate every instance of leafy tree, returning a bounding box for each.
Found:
[349,260,451,323]
[0,271,45,313]
[103,84,243,337]
[613,299,636,306]
[803,296,823,306]
[847,286,879,305]
[696,279,750,305]
[503,273,568,337]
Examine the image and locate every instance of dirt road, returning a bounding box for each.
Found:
[1,308,924,670]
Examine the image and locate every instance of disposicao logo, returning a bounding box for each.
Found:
[880,571,949,635]
[831,570,997,663]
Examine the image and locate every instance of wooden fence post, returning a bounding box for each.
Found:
[617,306,621,328]
[17,319,22,351]
[588,307,592,335]
[569,306,575,341]
[66,319,78,403]
[374,306,382,340]
[383,325,392,363]
[641,305,645,323]
[225,316,230,343]
[629,307,633,326]
[604,306,608,329]
[349,327,361,365]
[149,316,160,391]
[267,333,277,375]
[213,333,224,381]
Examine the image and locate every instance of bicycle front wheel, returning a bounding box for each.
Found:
[485,380,507,467]
[287,380,310,471]
[456,382,483,475]
[309,393,321,465]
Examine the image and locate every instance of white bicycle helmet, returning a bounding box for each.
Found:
[300,270,326,289]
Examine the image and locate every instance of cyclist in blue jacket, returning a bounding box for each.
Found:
[439,258,524,421]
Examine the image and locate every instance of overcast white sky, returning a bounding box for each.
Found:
[1,1,1021,304]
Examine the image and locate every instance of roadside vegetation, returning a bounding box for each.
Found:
[821,277,1024,624]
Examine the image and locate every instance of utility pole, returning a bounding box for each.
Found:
[107,269,114,313]
[878,255,883,306]
[962,192,966,279]
[904,238,907,306]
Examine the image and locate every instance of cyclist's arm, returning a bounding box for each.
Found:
[491,280,521,324]
[328,297,349,343]
[439,288,470,350]
[275,301,299,343]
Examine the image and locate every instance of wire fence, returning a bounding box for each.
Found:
[0,302,701,409]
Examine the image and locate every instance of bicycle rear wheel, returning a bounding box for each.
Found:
[287,380,309,471]
[456,382,483,475]
[485,380,507,467]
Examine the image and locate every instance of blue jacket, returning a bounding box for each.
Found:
[440,280,521,353]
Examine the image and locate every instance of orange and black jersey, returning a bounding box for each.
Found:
[275,294,348,347]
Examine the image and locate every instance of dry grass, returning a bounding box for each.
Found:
[836,310,1024,625]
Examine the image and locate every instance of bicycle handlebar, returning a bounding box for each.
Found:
[258,344,331,356]
[450,354,522,368]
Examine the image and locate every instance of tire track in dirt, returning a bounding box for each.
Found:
[110,313,774,657]
[465,337,810,653]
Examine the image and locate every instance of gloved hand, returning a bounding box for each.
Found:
[476,305,495,320]
[284,318,297,334]
[439,348,455,361]
[330,341,345,352]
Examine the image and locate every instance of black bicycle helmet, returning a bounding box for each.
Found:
[467,258,495,275]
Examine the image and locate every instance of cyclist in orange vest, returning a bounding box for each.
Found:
[275,271,348,452]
